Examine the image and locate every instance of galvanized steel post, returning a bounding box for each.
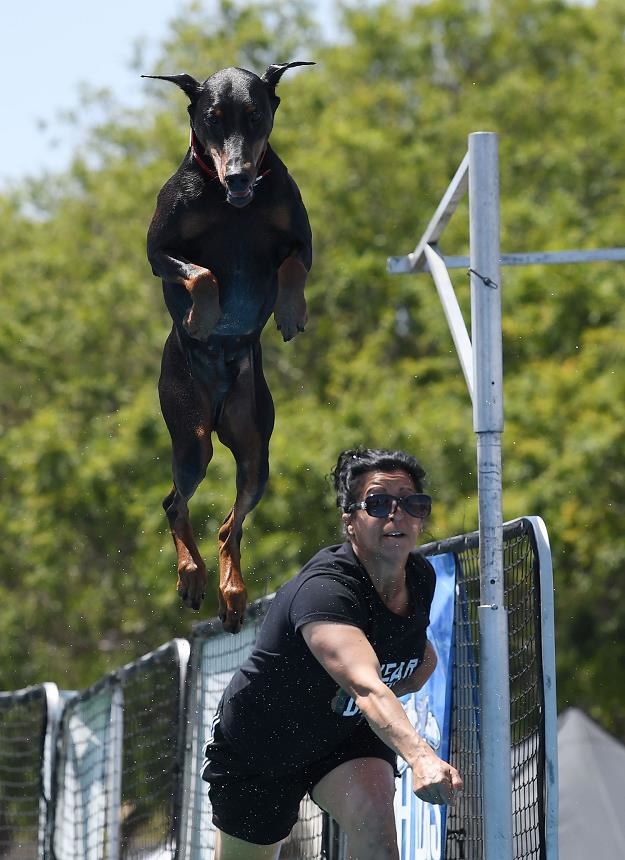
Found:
[468,131,514,859]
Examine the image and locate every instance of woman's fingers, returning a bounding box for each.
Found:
[450,764,464,792]
[414,764,463,806]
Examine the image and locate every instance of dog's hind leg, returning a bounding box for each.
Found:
[159,330,213,610]
[216,343,275,633]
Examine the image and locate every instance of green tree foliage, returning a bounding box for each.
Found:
[1,0,624,734]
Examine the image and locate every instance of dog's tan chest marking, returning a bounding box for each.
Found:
[180,210,217,240]
[271,205,292,232]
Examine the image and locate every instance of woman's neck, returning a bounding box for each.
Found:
[352,546,411,615]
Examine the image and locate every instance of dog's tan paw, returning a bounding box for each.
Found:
[183,308,220,341]
[177,561,207,611]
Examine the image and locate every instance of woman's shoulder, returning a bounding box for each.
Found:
[286,542,370,631]
[293,542,368,595]
[299,541,359,574]
[271,543,365,606]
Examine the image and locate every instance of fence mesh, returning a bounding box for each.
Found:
[431,518,546,860]
[119,644,183,858]
[180,601,325,860]
[50,642,185,860]
[0,518,550,860]
[0,686,48,860]
[51,680,117,860]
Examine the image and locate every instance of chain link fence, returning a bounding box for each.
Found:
[0,517,555,859]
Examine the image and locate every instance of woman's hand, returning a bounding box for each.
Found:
[410,741,463,805]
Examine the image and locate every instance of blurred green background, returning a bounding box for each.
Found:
[1,0,624,737]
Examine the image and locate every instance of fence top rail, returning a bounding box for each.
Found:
[58,638,187,714]
[114,636,187,682]
[0,683,50,709]
[191,593,276,641]
[419,516,529,557]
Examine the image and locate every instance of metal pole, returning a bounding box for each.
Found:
[468,131,514,859]
[106,684,124,860]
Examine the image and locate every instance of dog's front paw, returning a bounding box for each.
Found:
[183,305,220,341]
[274,297,308,342]
[185,270,221,340]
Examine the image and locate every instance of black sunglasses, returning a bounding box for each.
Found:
[347,493,432,519]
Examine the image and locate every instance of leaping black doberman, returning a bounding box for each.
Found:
[145,62,313,633]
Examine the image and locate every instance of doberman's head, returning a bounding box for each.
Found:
[144,62,314,208]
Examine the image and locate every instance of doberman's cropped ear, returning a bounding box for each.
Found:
[141,73,203,104]
[261,61,315,108]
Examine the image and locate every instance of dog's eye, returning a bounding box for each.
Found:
[207,113,221,127]
[249,110,263,126]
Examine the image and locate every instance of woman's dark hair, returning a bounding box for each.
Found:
[331,447,426,512]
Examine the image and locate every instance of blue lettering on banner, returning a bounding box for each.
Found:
[394,552,456,860]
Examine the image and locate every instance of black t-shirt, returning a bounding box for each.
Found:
[219,542,436,772]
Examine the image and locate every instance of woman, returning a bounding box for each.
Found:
[202,447,463,860]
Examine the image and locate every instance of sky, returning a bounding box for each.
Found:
[1,0,336,189]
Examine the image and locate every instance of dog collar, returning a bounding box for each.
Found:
[190,129,218,178]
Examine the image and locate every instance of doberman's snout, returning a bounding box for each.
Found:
[224,168,255,208]
[225,171,252,193]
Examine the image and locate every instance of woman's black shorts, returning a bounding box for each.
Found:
[201,715,397,845]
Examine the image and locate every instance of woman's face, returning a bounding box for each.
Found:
[343,469,426,565]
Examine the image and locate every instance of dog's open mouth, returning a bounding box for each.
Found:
[227,186,254,208]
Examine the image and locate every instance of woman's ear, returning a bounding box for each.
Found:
[342,512,353,533]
